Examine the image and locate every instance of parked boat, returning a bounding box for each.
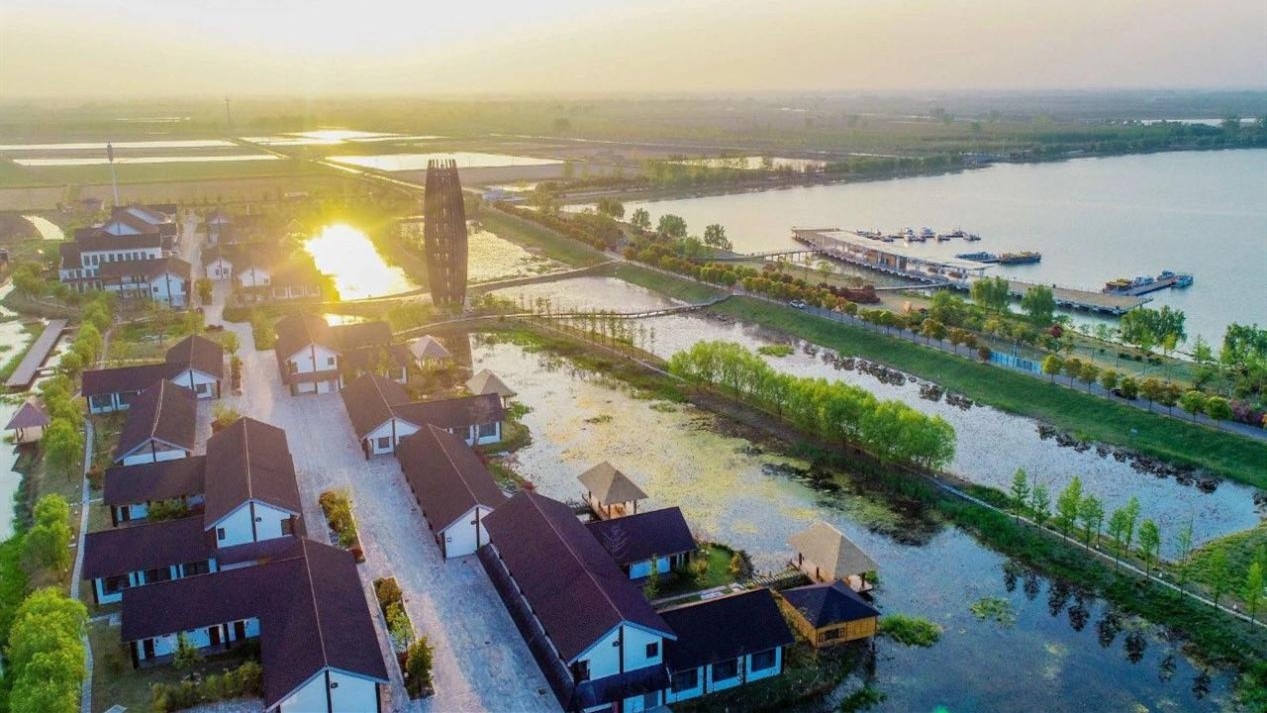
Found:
[1102,270,1193,296]
[956,251,999,263]
[996,251,1042,265]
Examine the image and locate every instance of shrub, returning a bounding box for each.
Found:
[878,614,942,647]
[150,659,264,712]
[404,638,434,697]
[375,577,402,606]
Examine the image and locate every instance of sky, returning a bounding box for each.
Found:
[1,0,1265,97]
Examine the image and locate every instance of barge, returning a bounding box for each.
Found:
[1102,270,1193,296]
[955,251,1042,265]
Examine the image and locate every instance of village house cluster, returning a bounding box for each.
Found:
[57,204,192,306]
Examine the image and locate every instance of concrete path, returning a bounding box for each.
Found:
[219,306,558,712]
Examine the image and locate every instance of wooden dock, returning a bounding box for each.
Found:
[5,320,67,391]
[1003,280,1149,315]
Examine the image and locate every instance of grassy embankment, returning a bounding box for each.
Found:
[710,297,1267,490]
[476,208,609,268]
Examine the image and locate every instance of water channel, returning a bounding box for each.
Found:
[469,334,1238,712]
[492,276,1263,546]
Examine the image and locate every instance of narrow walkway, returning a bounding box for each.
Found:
[5,319,67,389]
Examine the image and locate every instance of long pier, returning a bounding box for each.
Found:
[6,319,67,390]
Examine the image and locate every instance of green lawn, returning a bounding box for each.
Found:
[478,208,609,267]
[654,544,739,600]
[710,297,1267,489]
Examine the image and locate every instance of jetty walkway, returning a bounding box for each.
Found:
[5,319,67,390]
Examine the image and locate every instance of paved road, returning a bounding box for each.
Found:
[218,302,558,713]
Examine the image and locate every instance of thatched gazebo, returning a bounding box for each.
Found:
[5,398,50,444]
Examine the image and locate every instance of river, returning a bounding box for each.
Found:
[468,335,1238,712]
[493,277,1263,545]
[618,149,1267,346]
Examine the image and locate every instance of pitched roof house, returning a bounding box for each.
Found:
[659,589,795,704]
[121,538,389,712]
[203,418,303,549]
[587,507,696,579]
[480,490,676,712]
[396,425,506,558]
[465,368,515,406]
[340,373,504,457]
[83,334,224,413]
[113,381,199,466]
[274,315,404,394]
[5,398,49,443]
[103,457,207,526]
[778,580,881,647]
[788,521,878,591]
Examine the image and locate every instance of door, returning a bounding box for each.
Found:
[209,626,222,647]
[234,621,246,641]
[143,639,155,660]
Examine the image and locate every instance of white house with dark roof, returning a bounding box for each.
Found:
[85,333,227,413]
[113,381,198,466]
[274,314,405,395]
[587,507,696,579]
[104,457,206,525]
[202,418,303,550]
[396,425,506,558]
[341,373,504,457]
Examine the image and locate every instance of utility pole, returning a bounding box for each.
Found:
[107,142,120,207]
[224,97,233,131]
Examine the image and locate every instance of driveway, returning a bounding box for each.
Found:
[219,311,558,713]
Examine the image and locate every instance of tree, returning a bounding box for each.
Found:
[702,224,732,251]
[1062,356,1082,386]
[1245,561,1264,624]
[196,278,214,306]
[22,495,72,575]
[1118,376,1139,400]
[970,276,1011,312]
[1029,481,1051,526]
[173,632,203,670]
[1078,494,1104,546]
[595,198,625,219]
[1178,390,1206,422]
[1054,477,1083,537]
[1009,469,1031,520]
[643,556,661,599]
[41,420,83,480]
[1204,396,1232,422]
[1099,369,1119,394]
[656,214,688,240]
[920,318,946,345]
[7,588,87,713]
[630,208,651,231]
[1173,517,1195,587]
[404,637,434,695]
[1139,377,1163,411]
[1137,520,1161,575]
[1208,548,1230,607]
[221,331,240,356]
[1020,285,1056,326]
[1041,355,1063,383]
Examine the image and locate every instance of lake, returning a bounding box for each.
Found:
[492,276,1264,545]
[470,335,1238,713]
[623,149,1267,346]
[303,224,416,300]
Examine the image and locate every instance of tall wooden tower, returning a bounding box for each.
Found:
[423,159,468,306]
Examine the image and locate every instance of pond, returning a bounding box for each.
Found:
[328,152,562,172]
[469,335,1238,712]
[303,223,416,300]
[491,277,1263,545]
[397,219,561,284]
[23,215,64,241]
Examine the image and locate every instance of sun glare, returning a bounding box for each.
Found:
[303,223,413,300]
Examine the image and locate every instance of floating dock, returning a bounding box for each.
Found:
[5,320,67,391]
[996,281,1149,316]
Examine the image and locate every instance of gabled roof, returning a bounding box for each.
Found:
[274,314,337,361]
[166,334,224,379]
[83,516,211,579]
[409,335,451,361]
[203,418,301,527]
[331,321,392,351]
[779,580,881,629]
[81,364,173,398]
[98,256,192,282]
[5,399,50,431]
[466,368,515,398]
[391,393,504,433]
[120,539,389,707]
[396,425,506,533]
[586,507,695,567]
[341,344,411,375]
[660,589,794,672]
[73,229,162,252]
[114,381,198,463]
[483,490,674,662]
[103,457,206,507]
[788,522,878,581]
[340,373,410,438]
[578,462,647,506]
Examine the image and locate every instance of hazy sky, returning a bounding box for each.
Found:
[2,0,1264,97]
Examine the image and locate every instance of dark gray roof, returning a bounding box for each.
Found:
[121,539,389,707]
[391,393,504,433]
[341,343,411,375]
[103,457,206,507]
[5,399,50,430]
[340,373,409,438]
[397,425,506,533]
[73,229,162,252]
[660,589,794,672]
[779,580,881,628]
[483,490,674,662]
[81,363,173,398]
[203,418,301,527]
[331,321,392,350]
[114,381,198,463]
[83,516,211,579]
[274,313,337,361]
[586,507,695,567]
[98,256,192,281]
[166,335,224,379]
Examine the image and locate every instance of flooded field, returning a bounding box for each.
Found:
[13,155,279,166]
[470,335,1237,713]
[492,277,1263,545]
[23,215,64,241]
[0,139,237,151]
[329,152,562,172]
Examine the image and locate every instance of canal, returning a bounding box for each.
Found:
[492,276,1263,545]
[469,334,1238,712]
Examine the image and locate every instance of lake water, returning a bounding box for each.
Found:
[329,152,562,172]
[22,215,64,241]
[303,223,416,300]
[492,277,1263,545]
[470,336,1237,713]
[623,149,1267,346]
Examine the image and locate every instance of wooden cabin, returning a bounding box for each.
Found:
[788,521,878,593]
[578,461,647,520]
[778,580,880,647]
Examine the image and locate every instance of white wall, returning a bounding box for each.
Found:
[745,647,782,683]
[150,272,187,307]
[207,259,233,280]
[663,666,705,704]
[213,501,293,547]
[237,266,271,289]
[170,369,219,399]
[120,441,188,466]
[286,345,339,376]
[365,419,419,455]
[576,624,665,682]
[278,669,379,713]
[439,505,494,558]
[628,556,671,580]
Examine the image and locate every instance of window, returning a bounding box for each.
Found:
[642,691,660,708]
[182,561,210,576]
[281,517,295,535]
[712,658,739,681]
[821,628,843,642]
[645,642,659,660]
[751,649,777,672]
[144,567,172,584]
[478,422,498,438]
[327,357,336,367]
[217,527,226,541]
[102,574,130,595]
[671,669,698,693]
[377,436,392,449]
[572,660,590,682]
[195,383,209,394]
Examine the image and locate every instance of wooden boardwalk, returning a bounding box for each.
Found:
[5,319,67,390]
